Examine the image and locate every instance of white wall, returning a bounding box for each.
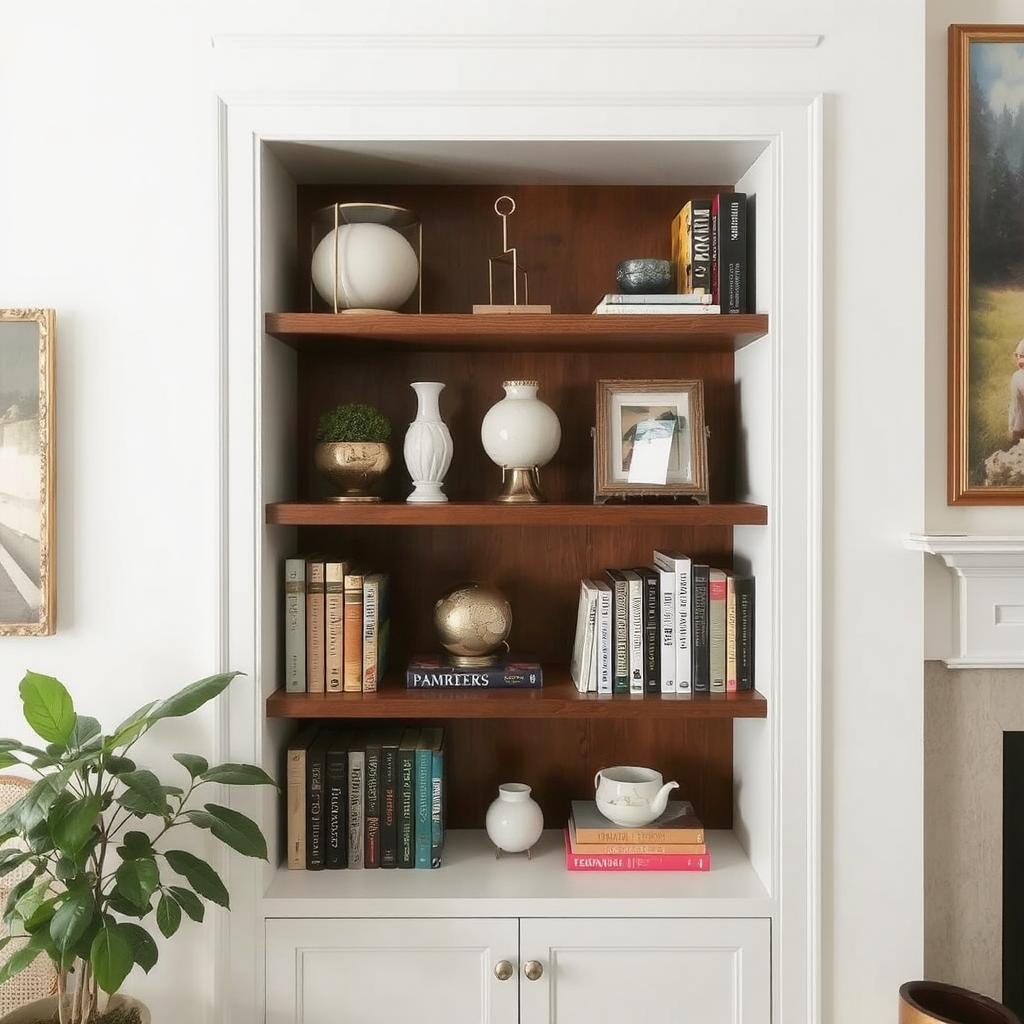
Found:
[2,3,926,1023]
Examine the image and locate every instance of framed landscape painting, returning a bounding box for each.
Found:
[950,26,1024,503]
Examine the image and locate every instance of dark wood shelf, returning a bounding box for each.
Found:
[266,501,768,528]
[265,312,769,352]
[265,671,768,720]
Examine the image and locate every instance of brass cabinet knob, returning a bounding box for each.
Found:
[523,960,544,981]
[494,960,514,981]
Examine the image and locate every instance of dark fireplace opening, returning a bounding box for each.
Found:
[1003,732,1024,1016]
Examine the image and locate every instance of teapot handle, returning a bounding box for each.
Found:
[593,769,603,790]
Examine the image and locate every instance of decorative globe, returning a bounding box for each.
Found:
[434,583,512,666]
[311,222,419,312]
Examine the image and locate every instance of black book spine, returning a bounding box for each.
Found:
[380,746,398,868]
[719,192,747,314]
[324,746,347,869]
[691,565,711,694]
[405,665,543,688]
[398,747,415,868]
[638,570,659,694]
[736,577,755,691]
[306,741,326,870]
[605,570,629,694]
[691,199,712,293]
[364,744,381,868]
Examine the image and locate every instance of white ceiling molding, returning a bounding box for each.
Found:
[212,33,824,51]
[907,534,1024,669]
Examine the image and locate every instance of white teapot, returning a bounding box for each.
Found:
[594,766,679,827]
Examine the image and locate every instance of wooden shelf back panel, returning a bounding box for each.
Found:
[267,501,767,528]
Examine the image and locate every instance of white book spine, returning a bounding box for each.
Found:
[571,582,596,693]
[596,585,613,694]
[676,559,693,693]
[625,574,644,695]
[347,750,364,869]
[362,575,380,693]
[656,566,676,694]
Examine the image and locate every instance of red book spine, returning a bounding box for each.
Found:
[564,831,710,872]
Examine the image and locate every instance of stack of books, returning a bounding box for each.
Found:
[570,551,755,696]
[286,726,445,870]
[592,294,720,315]
[564,800,709,872]
[284,557,389,694]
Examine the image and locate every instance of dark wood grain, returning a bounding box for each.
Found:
[267,501,767,528]
[265,312,768,352]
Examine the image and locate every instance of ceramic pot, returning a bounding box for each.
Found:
[898,981,1020,1024]
[404,382,453,503]
[480,380,560,503]
[0,994,151,1024]
[485,783,544,855]
[314,441,391,502]
[594,765,679,827]
[616,258,675,294]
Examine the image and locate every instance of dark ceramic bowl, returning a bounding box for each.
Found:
[616,258,675,295]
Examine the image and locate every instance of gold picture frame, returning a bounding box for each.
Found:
[594,379,708,503]
[949,25,1024,503]
[0,309,55,635]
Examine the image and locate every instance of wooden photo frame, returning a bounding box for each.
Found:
[594,379,708,502]
[0,310,55,635]
[949,25,1024,503]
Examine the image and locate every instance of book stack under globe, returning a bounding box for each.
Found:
[564,800,709,872]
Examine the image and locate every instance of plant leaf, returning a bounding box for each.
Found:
[118,923,157,973]
[116,770,168,816]
[49,889,95,957]
[166,886,204,922]
[51,794,101,855]
[116,832,153,861]
[164,850,229,908]
[200,763,276,787]
[155,893,181,938]
[6,766,75,832]
[104,895,150,920]
[104,756,136,775]
[90,924,134,994]
[0,945,41,986]
[173,754,209,779]
[0,850,32,878]
[19,672,75,745]
[183,810,216,830]
[115,858,160,909]
[3,875,38,926]
[0,753,19,770]
[68,716,102,751]
[149,673,239,723]
[204,803,268,860]
[13,880,50,923]
[105,701,158,752]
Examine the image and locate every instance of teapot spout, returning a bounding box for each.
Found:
[651,781,680,818]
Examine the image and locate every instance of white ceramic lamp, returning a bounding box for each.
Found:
[480,380,560,503]
[311,222,419,312]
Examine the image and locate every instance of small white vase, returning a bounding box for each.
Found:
[404,381,454,503]
[485,783,544,855]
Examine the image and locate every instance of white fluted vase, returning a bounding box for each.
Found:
[404,381,453,503]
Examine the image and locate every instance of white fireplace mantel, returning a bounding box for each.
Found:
[907,534,1024,669]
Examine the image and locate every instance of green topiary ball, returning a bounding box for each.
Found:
[316,403,392,443]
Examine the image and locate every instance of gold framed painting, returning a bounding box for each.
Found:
[594,379,708,503]
[0,310,55,635]
[949,25,1024,503]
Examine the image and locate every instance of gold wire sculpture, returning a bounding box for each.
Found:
[475,196,550,314]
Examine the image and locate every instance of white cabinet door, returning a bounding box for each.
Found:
[519,918,770,1024]
[266,917,519,1024]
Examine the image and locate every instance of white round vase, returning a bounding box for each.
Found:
[481,380,561,471]
[404,381,454,503]
[485,783,544,855]
[310,222,419,312]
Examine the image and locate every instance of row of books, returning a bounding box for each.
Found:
[284,557,390,693]
[564,800,710,872]
[570,550,755,695]
[286,725,445,870]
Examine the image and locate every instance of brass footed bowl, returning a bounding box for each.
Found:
[315,441,391,502]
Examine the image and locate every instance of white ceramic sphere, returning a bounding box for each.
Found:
[485,783,544,854]
[480,381,561,470]
[311,222,419,311]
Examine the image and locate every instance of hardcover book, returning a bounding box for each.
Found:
[709,569,728,693]
[605,569,630,694]
[570,800,704,845]
[286,724,319,870]
[324,731,349,870]
[325,561,346,693]
[568,820,706,855]
[362,572,384,694]
[598,292,713,305]
[684,199,713,294]
[346,742,365,869]
[343,572,364,692]
[397,728,418,868]
[712,191,747,314]
[564,829,710,872]
[621,570,644,695]
[379,728,402,869]
[570,581,599,694]
[635,568,660,695]
[592,301,720,315]
[691,564,711,694]
[416,728,443,869]
[364,734,381,868]
[654,564,676,694]
[306,558,326,694]
[431,737,445,869]
[405,658,543,689]
[591,579,613,695]
[284,559,306,693]
[653,551,692,694]
[736,576,755,692]
[726,573,738,692]
[305,729,332,870]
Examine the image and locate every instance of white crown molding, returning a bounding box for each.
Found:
[907,534,1024,669]
[212,32,823,51]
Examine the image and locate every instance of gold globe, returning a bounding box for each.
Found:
[434,583,512,667]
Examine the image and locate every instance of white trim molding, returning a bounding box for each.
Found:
[907,534,1024,669]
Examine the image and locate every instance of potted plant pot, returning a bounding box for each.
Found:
[1,994,150,1024]
[899,981,1021,1024]
[314,441,392,502]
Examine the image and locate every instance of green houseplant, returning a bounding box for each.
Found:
[313,402,393,502]
[0,671,274,1024]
